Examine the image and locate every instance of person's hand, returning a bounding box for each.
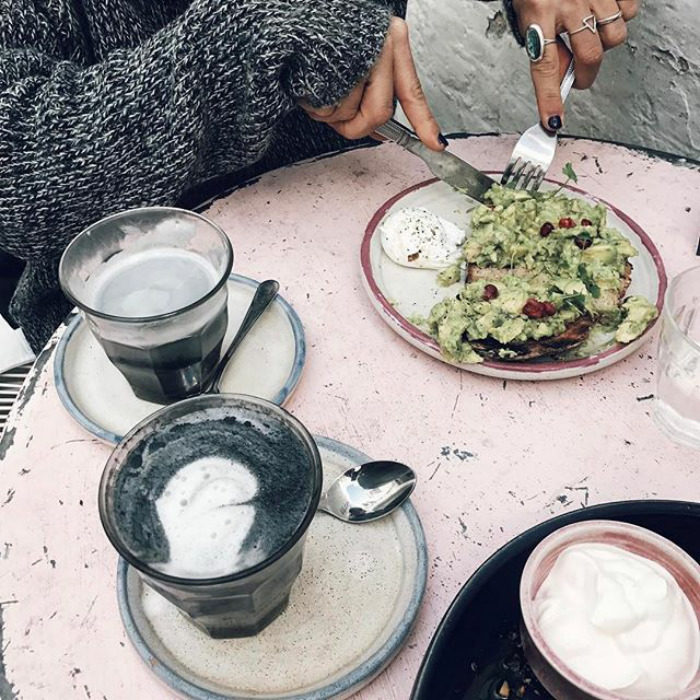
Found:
[513,0,638,131]
[299,17,446,151]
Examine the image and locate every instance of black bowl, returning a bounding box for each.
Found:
[411,500,700,700]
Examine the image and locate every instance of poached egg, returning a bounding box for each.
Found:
[380,207,465,269]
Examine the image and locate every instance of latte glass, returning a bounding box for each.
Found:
[59,207,233,403]
[98,394,322,638]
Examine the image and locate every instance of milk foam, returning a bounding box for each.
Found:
[112,404,316,580]
[153,457,263,579]
[88,248,218,317]
[534,543,700,698]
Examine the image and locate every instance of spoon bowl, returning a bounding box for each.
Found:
[318,460,417,523]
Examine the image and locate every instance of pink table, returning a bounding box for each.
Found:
[1,135,699,699]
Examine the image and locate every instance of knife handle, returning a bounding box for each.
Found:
[375,119,438,183]
[374,118,417,147]
[375,118,433,162]
[375,118,494,199]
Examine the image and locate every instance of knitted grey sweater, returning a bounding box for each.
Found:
[0,0,406,351]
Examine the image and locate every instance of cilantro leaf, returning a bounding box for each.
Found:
[563,293,587,313]
[563,162,578,183]
[578,263,601,298]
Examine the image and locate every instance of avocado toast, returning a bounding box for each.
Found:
[424,183,658,364]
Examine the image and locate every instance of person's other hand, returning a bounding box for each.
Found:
[299,17,446,151]
[513,0,638,132]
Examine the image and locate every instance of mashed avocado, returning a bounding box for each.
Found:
[615,296,658,343]
[423,182,658,363]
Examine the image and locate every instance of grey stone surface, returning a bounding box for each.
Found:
[403,0,699,159]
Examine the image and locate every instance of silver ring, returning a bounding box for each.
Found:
[597,10,623,25]
[569,14,598,35]
[525,24,558,63]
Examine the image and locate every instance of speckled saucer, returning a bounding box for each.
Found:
[116,436,428,700]
[54,274,305,443]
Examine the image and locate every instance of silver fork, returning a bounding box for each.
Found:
[501,58,576,192]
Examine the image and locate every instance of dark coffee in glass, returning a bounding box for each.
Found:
[99,395,322,638]
[59,208,233,403]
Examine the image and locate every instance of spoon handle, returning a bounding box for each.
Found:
[207,279,280,394]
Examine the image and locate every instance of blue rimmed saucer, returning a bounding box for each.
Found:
[54,274,306,444]
[116,436,428,700]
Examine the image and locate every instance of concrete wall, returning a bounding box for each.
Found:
[402,0,700,159]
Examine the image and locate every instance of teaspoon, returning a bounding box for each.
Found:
[318,460,417,523]
[204,279,279,394]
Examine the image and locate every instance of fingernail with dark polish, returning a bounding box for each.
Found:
[438,133,449,147]
[547,115,563,131]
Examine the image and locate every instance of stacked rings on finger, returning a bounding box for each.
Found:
[525,24,557,63]
[597,10,623,25]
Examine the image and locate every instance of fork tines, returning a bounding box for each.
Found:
[501,157,545,193]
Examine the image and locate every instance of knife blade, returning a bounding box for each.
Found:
[374,119,496,203]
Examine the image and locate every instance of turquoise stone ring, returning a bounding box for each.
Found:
[525,24,555,63]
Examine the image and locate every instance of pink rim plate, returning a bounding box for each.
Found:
[360,176,667,378]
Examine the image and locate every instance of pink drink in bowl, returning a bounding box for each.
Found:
[519,520,700,700]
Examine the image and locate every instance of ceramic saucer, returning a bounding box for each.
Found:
[54,274,305,444]
[117,436,428,700]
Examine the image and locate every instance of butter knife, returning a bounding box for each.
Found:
[374,119,496,203]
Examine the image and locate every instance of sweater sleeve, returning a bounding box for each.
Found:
[0,0,393,262]
[502,0,525,46]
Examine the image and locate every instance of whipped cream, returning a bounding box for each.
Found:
[534,542,699,698]
[380,207,465,269]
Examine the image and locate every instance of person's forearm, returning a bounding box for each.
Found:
[0,0,393,261]
[281,1,392,108]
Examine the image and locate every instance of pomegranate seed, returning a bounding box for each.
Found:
[574,236,593,249]
[482,284,499,301]
[581,218,593,226]
[542,301,557,316]
[558,217,576,229]
[523,298,545,319]
[539,222,554,237]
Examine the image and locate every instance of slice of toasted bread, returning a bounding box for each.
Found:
[469,315,594,361]
[463,262,633,362]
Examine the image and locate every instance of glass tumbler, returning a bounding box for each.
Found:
[653,265,700,449]
[59,207,233,403]
[98,394,323,638]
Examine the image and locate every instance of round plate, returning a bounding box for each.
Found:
[361,178,667,381]
[410,499,700,700]
[117,436,428,700]
[54,274,305,443]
